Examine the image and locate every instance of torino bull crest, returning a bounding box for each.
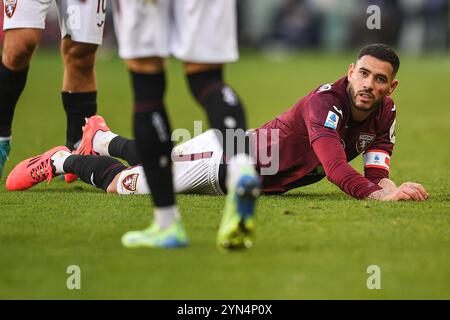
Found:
[4,0,17,18]
[357,133,375,153]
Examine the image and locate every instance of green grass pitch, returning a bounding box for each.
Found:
[0,50,449,299]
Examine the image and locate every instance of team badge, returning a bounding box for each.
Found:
[122,173,139,192]
[324,111,339,130]
[4,0,17,18]
[356,133,375,153]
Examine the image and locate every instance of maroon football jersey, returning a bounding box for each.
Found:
[254,76,396,196]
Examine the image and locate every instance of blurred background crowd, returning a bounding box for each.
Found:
[0,0,448,54]
[239,0,448,53]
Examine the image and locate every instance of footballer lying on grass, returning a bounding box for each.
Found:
[6,44,428,201]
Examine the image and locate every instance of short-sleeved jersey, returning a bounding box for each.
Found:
[255,76,396,194]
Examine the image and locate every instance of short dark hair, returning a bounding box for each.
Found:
[358,43,400,77]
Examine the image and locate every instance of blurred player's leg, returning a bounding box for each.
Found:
[174,0,260,249]
[186,65,247,137]
[188,64,262,247]
[122,58,188,248]
[0,28,41,178]
[186,64,260,249]
[113,0,187,248]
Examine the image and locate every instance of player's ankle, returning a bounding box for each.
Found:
[154,205,181,229]
[93,130,117,155]
[226,153,256,188]
[50,150,72,175]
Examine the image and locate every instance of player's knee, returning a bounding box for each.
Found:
[125,57,165,73]
[2,34,38,70]
[62,40,98,75]
[106,173,120,194]
[186,67,224,103]
[186,68,246,130]
[184,62,222,75]
[106,183,117,194]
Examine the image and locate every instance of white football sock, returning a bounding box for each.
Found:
[154,205,181,229]
[0,136,11,141]
[226,153,256,189]
[50,150,72,175]
[92,130,117,156]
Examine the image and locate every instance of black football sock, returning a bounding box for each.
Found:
[63,154,126,191]
[187,69,248,157]
[132,71,175,207]
[187,69,248,158]
[0,59,29,137]
[62,91,97,150]
[108,136,141,166]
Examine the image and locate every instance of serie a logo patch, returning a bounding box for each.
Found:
[122,173,139,192]
[324,111,339,130]
[4,0,17,18]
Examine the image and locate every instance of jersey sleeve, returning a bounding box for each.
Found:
[312,136,382,199]
[306,94,344,143]
[363,101,397,183]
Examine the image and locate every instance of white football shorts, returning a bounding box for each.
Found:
[3,0,107,45]
[116,130,225,195]
[112,0,238,62]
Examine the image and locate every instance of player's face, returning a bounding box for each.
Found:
[347,55,399,112]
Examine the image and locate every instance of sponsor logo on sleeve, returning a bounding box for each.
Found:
[356,133,376,153]
[324,111,339,130]
[5,0,17,18]
[122,173,139,192]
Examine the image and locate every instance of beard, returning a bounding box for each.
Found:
[347,83,383,112]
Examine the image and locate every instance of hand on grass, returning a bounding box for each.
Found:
[369,182,429,201]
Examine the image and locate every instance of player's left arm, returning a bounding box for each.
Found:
[363,101,397,186]
[364,104,429,200]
